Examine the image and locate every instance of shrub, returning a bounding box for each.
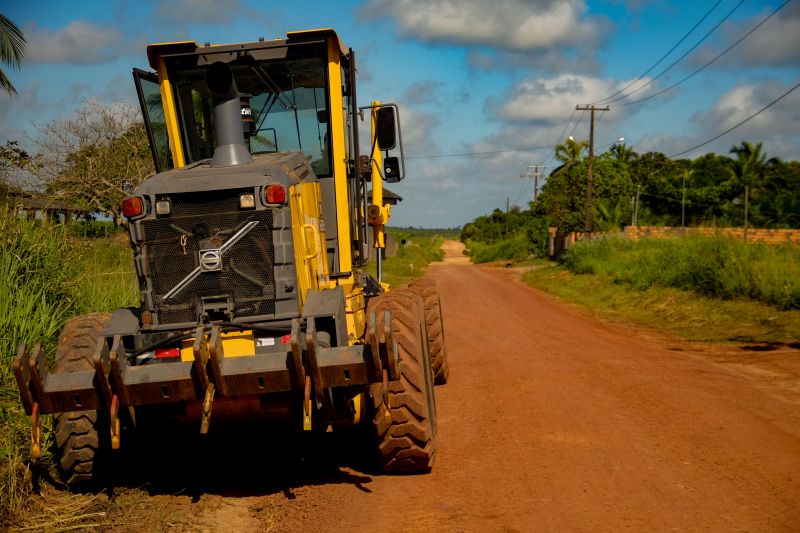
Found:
[561,235,800,310]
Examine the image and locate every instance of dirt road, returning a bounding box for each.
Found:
[140,241,800,532]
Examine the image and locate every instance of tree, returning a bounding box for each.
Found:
[728,141,779,232]
[0,14,25,96]
[32,101,155,225]
[552,137,588,175]
[0,139,38,186]
[606,142,637,165]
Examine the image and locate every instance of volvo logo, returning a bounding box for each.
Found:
[199,249,222,272]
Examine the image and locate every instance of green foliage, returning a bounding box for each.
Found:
[561,235,800,310]
[0,140,37,185]
[367,230,445,287]
[0,14,25,96]
[0,211,79,385]
[73,239,138,314]
[0,208,78,525]
[0,208,137,526]
[523,261,800,344]
[34,102,155,226]
[67,219,127,239]
[464,215,549,263]
[461,207,548,259]
[463,140,800,267]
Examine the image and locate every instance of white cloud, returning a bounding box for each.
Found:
[633,79,800,159]
[691,79,800,141]
[363,0,605,51]
[495,74,654,123]
[26,21,126,65]
[690,3,800,69]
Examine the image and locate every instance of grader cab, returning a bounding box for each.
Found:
[13,29,448,486]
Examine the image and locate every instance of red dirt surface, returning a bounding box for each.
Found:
[125,240,800,532]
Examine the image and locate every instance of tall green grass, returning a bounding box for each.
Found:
[0,214,80,387]
[367,231,445,287]
[0,209,79,527]
[562,235,800,310]
[466,232,536,263]
[0,208,137,529]
[73,239,138,313]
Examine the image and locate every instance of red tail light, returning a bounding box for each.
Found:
[155,347,180,359]
[265,184,286,204]
[121,197,144,218]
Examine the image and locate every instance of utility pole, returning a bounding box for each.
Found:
[575,105,609,232]
[505,197,509,236]
[520,165,544,202]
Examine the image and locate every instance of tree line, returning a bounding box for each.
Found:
[462,138,800,253]
[0,101,154,226]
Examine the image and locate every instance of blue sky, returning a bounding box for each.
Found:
[2,0,798,227]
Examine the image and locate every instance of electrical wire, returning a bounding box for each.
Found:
[541,108,580,168]
[404,109,583,161]
[669,78,800,158]
[604,0,746,105]
[595,0,723,104]
[567,109,587,140]
[617,0,792,107]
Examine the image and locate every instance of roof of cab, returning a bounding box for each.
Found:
[146,28,347,69]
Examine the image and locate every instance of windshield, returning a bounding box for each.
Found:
[170,49,331,175]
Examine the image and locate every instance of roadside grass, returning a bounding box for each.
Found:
[561,235,800,310]
[73,238,138,313]
[367,229,446,287]
[0,208,138,531]
[465,233,533,263]
[464,227,547,263]
[523,260,800,344]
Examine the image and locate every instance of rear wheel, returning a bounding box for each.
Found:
[52,313,111,488]
[368,289,436,473]
[409,278,449,384]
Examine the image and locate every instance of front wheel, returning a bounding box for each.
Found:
[367,288,436,473]
[52,313,111,488]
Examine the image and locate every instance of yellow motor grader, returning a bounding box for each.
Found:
[13,28,448,487]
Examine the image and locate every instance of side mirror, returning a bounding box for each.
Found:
[376,107,396,151]
[317,110,329,124]
[384,157,401,183]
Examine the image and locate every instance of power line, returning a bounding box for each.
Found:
[568,109,587,139]
[617,0,792,107]
[595,0,723,104]
[406,108,582,161]
[542,108,580,168]
[604,0,745,105]
[669,78,800,158]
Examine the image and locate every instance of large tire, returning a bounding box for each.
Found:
[409,278,449,385]
[367,289,436,473]
[52,313,111,488]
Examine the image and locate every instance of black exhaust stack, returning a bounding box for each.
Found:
[206,61,253,167]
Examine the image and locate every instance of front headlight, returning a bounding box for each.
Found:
[239,193,256,209]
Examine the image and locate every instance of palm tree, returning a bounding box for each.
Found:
[607,142,636,165]
[552,136,588,174]
[728,141,778,237]
[0,14,25,96]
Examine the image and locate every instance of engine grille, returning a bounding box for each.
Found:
[139,189,276,325]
